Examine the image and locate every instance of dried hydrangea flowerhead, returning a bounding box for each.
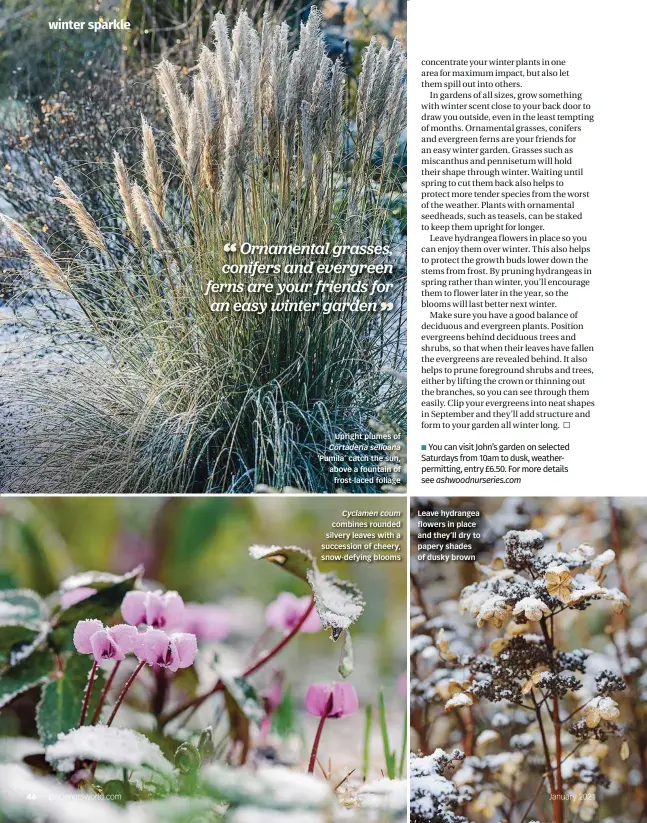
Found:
[545,564,573,603]
[476,595,511,629]
[513,596,551,622]
[585,696,620,728]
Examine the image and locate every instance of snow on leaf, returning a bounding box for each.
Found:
[46,726,174,781]
[0,764,127,823]
[358,778,407,818]
[249,545,365,639]
[51,567,143,652]
[0,589,47,623]
[0,650,52,711]
[58,566,144,593]
[200,762,334,811]
[0,621,49,668]
[229,811,323,823]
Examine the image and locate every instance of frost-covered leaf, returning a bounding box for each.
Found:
[200,763,334,812]
[307,568,365,640]
[221,674,264,764]
[249,545,365,640]
[0,622,48,668]
[51,566,143,651]
[58,566,144,593]
[46,726,174,784]
[358,778,407,820]
[37,655,105,747]
[249,545,313,579]
[0,764,126,823]
[0,650,53,710]
[338,629,354,678]
[0,589,47,623]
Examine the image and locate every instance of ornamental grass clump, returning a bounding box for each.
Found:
[0,9,406,493]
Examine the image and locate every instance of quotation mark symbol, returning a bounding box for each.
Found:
[27,794,36,800]
[223,242,237,253]
[380,301,394,311]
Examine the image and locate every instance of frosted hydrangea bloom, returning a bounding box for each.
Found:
[600,586,630,613]
[134,628,198,672]
[73,619,139,664]
[122,589,185,630]
[444,692,473,711]
[513,596,551,622]
[305,681,358,718]
[585,696,620,728]
[476,596,510,628]
[265,592,321,633]
[183,603,230,641]
[61,586,97,609]
[545,565,572,602]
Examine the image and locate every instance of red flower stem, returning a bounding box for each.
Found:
[308,693,334,774]
[90,660,122,725]
[106,661,146,727]
[79,661,98,727]
[161,596,316,728]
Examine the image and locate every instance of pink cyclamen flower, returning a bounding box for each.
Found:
[61,587,97,609]
[73,619,139,664]
[183,603,230,642]
[135,628,197,672]
[265,593,321,634]
[121,590,185,630]
[305,682,359,719]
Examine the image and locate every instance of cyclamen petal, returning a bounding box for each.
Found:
[305,681,358,718]
[121,591,148,626]
[90,629,126,664]
[266,592,321,633]
[183,603,230,641]
[122,590,185,630]
[146,591,185,630]
[173,633,198,668]
[110,624,140,653]
[73,619,104,654]
[135,628,197,671]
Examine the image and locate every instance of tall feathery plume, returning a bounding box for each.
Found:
[186,103,202,187]
[1,214,69,292]
[54,177,107,253]
[327,58,346,155]
[356,38,379,137]
[157,60,189,169]
[113,152,142,241]
[132,184,168,255]
[212,14,236,112]
[141,116,166,218]
[194,69,221,194]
